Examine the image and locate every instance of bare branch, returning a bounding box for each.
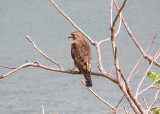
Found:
[0,61,118,84]
[116,95,124,109]
[129,62,144,81]
[147,88,160,113]
[110,0,113,27]
[110,42,125,74]
[0,62,34,79]
[110,0,126,78]
[116,82,141,113]
[49,0,95,45]
[110,0,122,37]
[110,0,127,76]
[95,41,106,74]
[115,14,122,37]
[41,105,45,114]
[81,79,115,110]
[114,47,120,81]
[25,35,64,70]
[124,107,128,114]
[113,0,160,67]
[122,18,160,67]
[136,48,160,98]
[0,65,16,69]
[140,94,149,109]
[112,0,127,28]
[99,38,111,45]
[114,48,141,113]
[117,68,145,114]
[138,78,160,96]
[128,35,157,81]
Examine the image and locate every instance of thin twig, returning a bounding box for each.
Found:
[110,0,122,37]
[124,107,128,114]
[81,79,115,110]
[122,17,160,67]
[110,42,125,74]
[129,60,144,81]
[0,62,37,79]
[113,0,160,67]
[147,88,160,113]
[112,0,127,28]
[99,38,111,45]
[140,94,149,109]
[114,47,120,81]
[49,0,95,45]
[0,65,16,69]
[128,35,157,81]
[95,41,106,73]
[25,35,64,70]
[110,0,113,27]
[136,48,160,98]
[115,13,122,37]
[116,95,124,108]
[117,68,145,114]
[138,78,160,96]
[41,105,45,114]
[110,0,126,61]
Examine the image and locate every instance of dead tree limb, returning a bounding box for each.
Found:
[113,0,160,67]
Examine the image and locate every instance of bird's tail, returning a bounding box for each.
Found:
[84,71,92,88]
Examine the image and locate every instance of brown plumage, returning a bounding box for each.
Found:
[69,31,92,87]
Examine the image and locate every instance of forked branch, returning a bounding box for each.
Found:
[136,48,160,98]
[25,35,64,70]
[113,0,160,67]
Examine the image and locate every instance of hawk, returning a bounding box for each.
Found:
[68,31,92,87]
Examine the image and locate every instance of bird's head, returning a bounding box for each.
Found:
[68,31,83,40]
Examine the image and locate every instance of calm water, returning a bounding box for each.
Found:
[0,0,160,114]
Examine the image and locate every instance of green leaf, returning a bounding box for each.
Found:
[151,107,157,111]
[154,108,160,114]
[151,107,160,114]
[147,71,157,78]
[152,75,160,87]
[147,71,160,87]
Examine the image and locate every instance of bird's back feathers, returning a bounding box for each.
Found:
[70,31,92,87]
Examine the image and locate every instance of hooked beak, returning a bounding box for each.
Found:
[68,34,73,39]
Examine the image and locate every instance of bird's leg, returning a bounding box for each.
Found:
[69,64,76,73]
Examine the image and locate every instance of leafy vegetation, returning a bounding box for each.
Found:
[147,70,160,87]
[147,70,160,113]
[151,107,160,114]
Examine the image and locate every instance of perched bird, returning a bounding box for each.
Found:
[68,31,92,87]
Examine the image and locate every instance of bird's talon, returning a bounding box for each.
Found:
[69,69,75,73]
